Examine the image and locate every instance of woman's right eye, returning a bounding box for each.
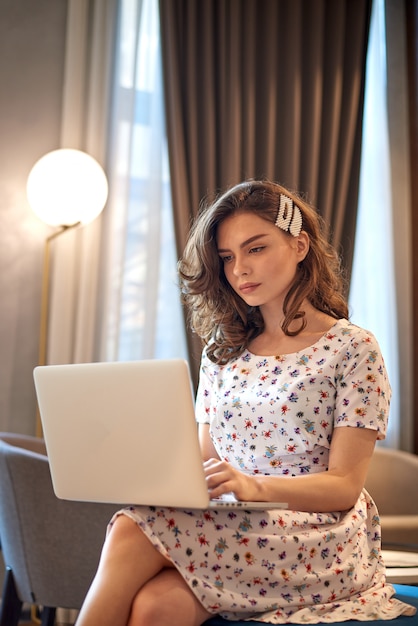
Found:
[220,255,233,264]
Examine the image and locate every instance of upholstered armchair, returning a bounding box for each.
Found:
[0,433,117,626]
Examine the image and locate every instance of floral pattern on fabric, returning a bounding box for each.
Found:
[110,320,416,622]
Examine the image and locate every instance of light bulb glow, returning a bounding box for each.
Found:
[27,149,108,227]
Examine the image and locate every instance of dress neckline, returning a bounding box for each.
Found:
[245,318,347,359]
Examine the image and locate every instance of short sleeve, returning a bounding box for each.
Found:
[334,327,391,440]
[195,347,215,424]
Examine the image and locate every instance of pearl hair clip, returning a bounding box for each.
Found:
[275,194,303,237]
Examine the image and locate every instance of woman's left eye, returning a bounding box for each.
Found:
[249,246,265,254]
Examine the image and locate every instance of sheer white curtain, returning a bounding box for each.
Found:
[349,0,412,449]
[98,0,187,362]
[47,0,116,366]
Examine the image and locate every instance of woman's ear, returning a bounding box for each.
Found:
[296,231,310,261]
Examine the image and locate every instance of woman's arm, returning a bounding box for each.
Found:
[204,426,378,512]
[199,423,221,462]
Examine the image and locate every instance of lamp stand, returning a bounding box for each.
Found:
[36,222,80,437]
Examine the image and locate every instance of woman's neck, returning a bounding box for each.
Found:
[249,304,338,356]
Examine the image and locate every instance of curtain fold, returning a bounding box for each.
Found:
[159,0,372,382]
[47,0,118,365]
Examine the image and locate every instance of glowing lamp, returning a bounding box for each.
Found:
[27,148,108,227]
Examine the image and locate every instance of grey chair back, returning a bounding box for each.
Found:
[0,433,117,623]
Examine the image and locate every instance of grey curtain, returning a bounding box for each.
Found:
[405,0,418,453]
[159,0,372,379]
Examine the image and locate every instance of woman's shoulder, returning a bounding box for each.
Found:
[330,319,386,372]
[200,342,249,373]
[333,318,381,346]
[199,343,223,373]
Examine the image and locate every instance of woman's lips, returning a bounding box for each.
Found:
[239,282,261,295]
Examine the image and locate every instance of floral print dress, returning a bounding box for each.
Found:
[110,319,416,622]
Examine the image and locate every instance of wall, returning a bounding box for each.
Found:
[0,0,68,434]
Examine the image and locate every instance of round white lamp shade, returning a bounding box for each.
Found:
[27,149,108,227]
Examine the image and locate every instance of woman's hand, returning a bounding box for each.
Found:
[199,425,261,501]
[204,458,260,501]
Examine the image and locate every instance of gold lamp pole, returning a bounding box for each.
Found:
[27,149,108,437]
[35,224,79,436]
[38,225,79,365]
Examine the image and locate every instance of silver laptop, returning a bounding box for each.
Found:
[33,359,287,510]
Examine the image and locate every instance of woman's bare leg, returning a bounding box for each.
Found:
[76,515,173,626]
[128,568,212,626]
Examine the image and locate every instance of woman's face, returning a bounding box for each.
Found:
[216,211,308,312]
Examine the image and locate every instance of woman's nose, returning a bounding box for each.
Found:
[232,255,249,277]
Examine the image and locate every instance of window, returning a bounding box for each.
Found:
[100,0,188,362]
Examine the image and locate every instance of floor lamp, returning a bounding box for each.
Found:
[27,148,109,437]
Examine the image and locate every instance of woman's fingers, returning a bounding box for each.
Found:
[203,459,260,502]
[204,459,233,493]
[203,459,246,498]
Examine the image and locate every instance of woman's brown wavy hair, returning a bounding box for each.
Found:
[178,180,348,364]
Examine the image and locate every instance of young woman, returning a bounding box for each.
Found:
[76,180,415,625]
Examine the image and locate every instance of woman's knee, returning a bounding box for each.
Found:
[107,512,138,540]
[98,513,170,588]
[98,514,139,566]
